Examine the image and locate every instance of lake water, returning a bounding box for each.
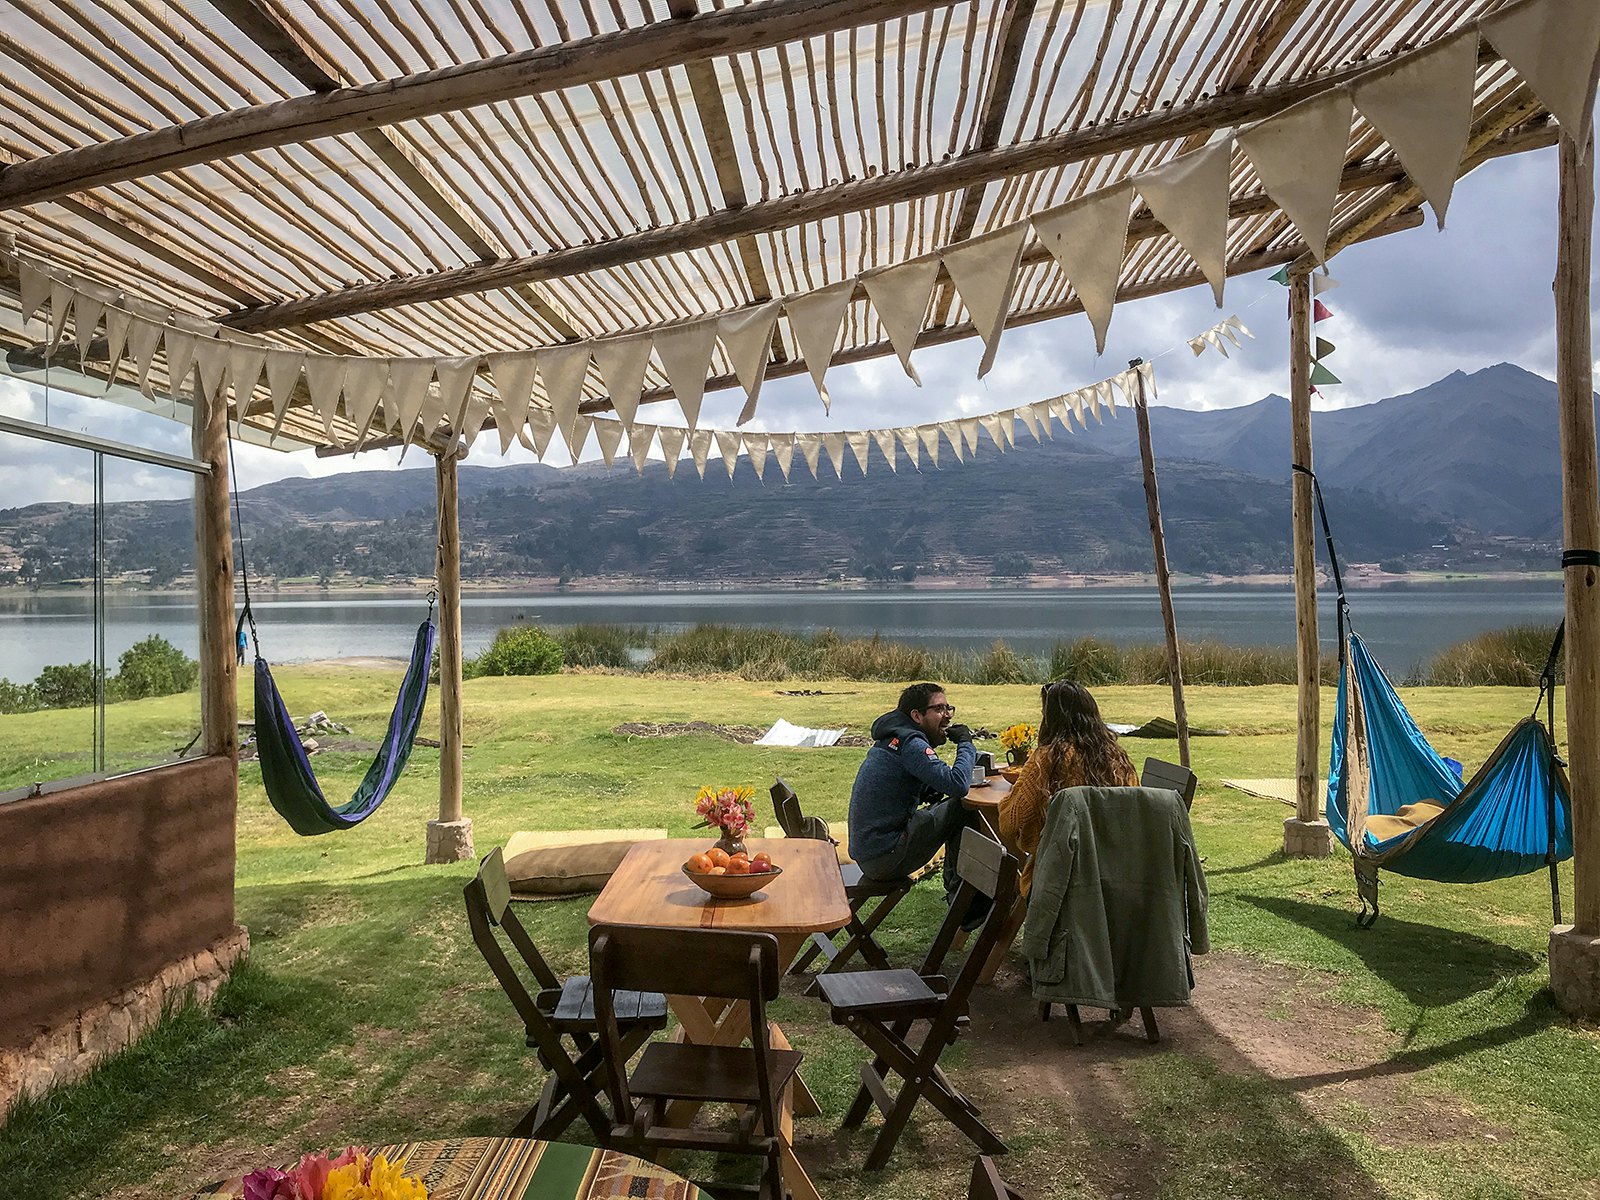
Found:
[0,581,1565,684]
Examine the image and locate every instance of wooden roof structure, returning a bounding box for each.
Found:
[0,0,1565,451]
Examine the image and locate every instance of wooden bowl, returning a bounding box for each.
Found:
[995,765,1022,784]
[682,864,782,899]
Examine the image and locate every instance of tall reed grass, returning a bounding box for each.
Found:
[1417,624,1564,687]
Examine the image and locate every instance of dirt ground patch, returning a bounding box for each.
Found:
[612,720,870,747]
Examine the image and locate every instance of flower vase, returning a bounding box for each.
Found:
[1006,747,1030,768]
[714,830,747,858]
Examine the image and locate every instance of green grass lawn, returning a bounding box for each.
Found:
[1,669,1595,1199]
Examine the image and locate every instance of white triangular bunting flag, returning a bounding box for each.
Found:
[799,433,824,480]
[457,391,493,451]
[688,428,714,478]
[1481,0,1600,147]
[768,432,795,481]
[103,307,134,380]
[1312,274,1339,295]
[1098,379,1119,415]
[163,330,200,400]
[716,430,742,479]
[743,434,769,481]
[627,421,654,472]
[128,318,164,397]
[1353,31,1478,229]
[304,354,349,438]
[822,431,848,479]
[1030,400,1055,438]
[656,426,686,478]
[1048,395,1073,431]
[653,321,717,430]
[528,407,559,460]
[918,425,941,467]
[979,412,1006,450]
[19,262,49,325]
[784,282,854,412]
[1206,328,1230,357]
[414,370,457,444]
[1239,90,1354,264]
[48,280,74,350]
[1087,387,1105,423]
[592,417,625,468]
[487,351,539,450]
[263,348,304,440]
[718,301,781,424]
[1031,181,1134,353]
[1001,412,1017,447]
[862,257,940,384]
[958,416,983,455]
[594,334,652,431]
[73,297,105,363]
[228,344,267,409]
[871,428,898,472]
[890,427,916,470]
[565,413,592,464]
[536,343,591,443]
[385,359,434,440]
[940,421,965,463]
[194,338,230,402]
[344,358,390,441]
[1189,336,1207,356]
[1017,405,1042,443]
[1135,137,1234,305]
[433,355,479,432]
[1137,360,1157,399]
[941,223,1029,377]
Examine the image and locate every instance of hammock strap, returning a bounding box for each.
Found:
[1292,463,1348,656]
[1537,617,1567,924]
[225,417,259,652]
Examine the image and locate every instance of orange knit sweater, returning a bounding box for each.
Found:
[999,740,1138,896]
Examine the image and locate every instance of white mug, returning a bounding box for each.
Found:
[971,763,986,785]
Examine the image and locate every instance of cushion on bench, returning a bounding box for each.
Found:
[503,828,667,896]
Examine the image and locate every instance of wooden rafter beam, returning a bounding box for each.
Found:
[929,0,1039,326]
[0,0,960,210]
[207,0,579,340]
[1175,0,1316,155]
[220,41,1503,333]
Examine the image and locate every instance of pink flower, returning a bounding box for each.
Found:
[242,1167,291,1200]
[287,1146,370,1199]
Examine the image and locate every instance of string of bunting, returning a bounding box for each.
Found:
[5,0,1593,456]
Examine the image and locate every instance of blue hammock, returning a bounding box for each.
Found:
[1326,631,1572,924]
[253,614,437,836]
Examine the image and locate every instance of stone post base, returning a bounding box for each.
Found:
[1283,817,1334,858]
[1550,925,1600,1021]
[426,817,475,864]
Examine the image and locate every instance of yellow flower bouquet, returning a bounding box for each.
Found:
[998,722,1037,766]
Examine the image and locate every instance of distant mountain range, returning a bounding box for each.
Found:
[0,363,1575,587]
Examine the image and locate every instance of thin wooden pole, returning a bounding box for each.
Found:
[1130,360,1190,768]
[1557,131,1600,936]
[1285,268,1331,857]
[427,448,472,864]
[192,378,235,760]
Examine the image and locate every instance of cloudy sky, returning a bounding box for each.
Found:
[2,143,1594,509]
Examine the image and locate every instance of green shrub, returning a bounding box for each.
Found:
[558,624,636,669]
[470,624,565,676]
[0,678,39,714]
[1049,637,1124,685]
[817,634,933,682]
[33,662,97,709]
[972,638,1032,685]
[648,625,816,675]
[1420,624,1564,687]
[114,635,200,699]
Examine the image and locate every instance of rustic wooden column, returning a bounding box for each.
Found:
[1284,269,1332,857]
[426,447,473,864]
[1549,129,1600,1018]
[192,379,236,759]
[1130,360,1190,767]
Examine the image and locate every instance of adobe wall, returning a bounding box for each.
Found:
[0,756,240,1053]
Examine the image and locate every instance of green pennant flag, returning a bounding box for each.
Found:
[1315,337,1336,359]
[1310,361,1341,386]
[1269,266,1290,286]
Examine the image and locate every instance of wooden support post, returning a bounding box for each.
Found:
[192,379,236,760]
[1130,361,1190,768]
[1284,269,1332,858]
[1549,129,1600,1018]
[427,448,473,864]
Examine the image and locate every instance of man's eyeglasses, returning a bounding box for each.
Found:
[923,703,956,714]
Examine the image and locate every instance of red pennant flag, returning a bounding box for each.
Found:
[1313,299,1334,322]
[1310,385,1321,397]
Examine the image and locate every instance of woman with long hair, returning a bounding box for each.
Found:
[999,679,1138,896]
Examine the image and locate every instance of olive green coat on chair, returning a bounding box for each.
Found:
[1021,786,1209,1010]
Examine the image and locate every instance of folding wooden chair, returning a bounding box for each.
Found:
[1140,757,1198,809]
[771,778,912,977]
[464,847,667,1142]
[968,1155,1028,1200]
[589,925,802,1200]
[817,827,1019,1170]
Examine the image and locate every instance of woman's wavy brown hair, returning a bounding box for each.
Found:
[1035,680,1134,789]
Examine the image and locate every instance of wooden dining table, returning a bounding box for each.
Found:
[961,776,1030,983]
[586,837,849,1200]
[192,1136,700,1200]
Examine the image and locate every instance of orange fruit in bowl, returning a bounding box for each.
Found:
[707,847,730,868]
[725,858,751,875]
[706,865,727,875]
[686,852,713,873]
[751,852,773,873]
